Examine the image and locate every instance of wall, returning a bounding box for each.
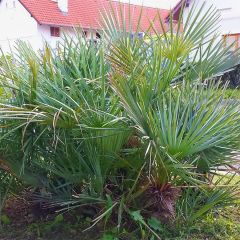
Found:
[0,0,99,53]
[183,0,240,35]
[0,0,42,52]
[37,25,100,50]
[37,25,76,50]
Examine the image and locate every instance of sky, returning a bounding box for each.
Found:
[120,0,179,9]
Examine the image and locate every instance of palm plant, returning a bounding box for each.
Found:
[101,0,240,223]
[0,1,239,237]
[0,35,131,207]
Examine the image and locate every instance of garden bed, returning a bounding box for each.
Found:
[0,3,240,240]
[1,197,239,240]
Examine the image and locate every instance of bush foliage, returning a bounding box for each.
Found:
[0,2,239,238]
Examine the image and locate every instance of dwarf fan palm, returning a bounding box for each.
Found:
[0,1,239,234]
[0,34,131,207]
[101,1,240,222]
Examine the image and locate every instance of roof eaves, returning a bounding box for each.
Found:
[18,0,42,25]
[165,0,186,22]
[40,22,100,30]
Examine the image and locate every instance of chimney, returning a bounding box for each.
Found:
[58,0,68,14]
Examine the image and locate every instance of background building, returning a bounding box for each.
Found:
[0,0,169,52]
[172,0,240,51]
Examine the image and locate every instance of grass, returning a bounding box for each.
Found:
[0,200,239,240]
[0,207,239,239]
[188,207,240,240]
[2,172,238,239]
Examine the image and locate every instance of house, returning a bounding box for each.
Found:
[170,0,240,51]
[0,0,169,52]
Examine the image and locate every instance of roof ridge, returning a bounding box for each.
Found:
[18,0,169,32]
[108,0,170,11]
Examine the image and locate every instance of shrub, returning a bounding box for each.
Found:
[0,2,239,238]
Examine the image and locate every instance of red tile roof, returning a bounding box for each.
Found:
[166,0,191,21]
[19,0,169,32]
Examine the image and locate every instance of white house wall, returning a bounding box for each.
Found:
[0,0,42,52]
[183,0,240,36]
[0,0,79,53]
[37,25,79,50]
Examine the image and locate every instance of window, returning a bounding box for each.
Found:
[50,27,60,37]
[83,31,88,38]
[96,32,101,39]
[219,8,232,12]
[223,34,240,52]
[6,0,16,9]
[185,0,191,7]
[138,32,144,40]
[218,7,232,17]
[130,32,144,40]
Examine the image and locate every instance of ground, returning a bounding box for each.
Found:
[0,195,239,240]
[0,196,99,240]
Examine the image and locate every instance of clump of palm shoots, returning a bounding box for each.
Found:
[0,1,239,237]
